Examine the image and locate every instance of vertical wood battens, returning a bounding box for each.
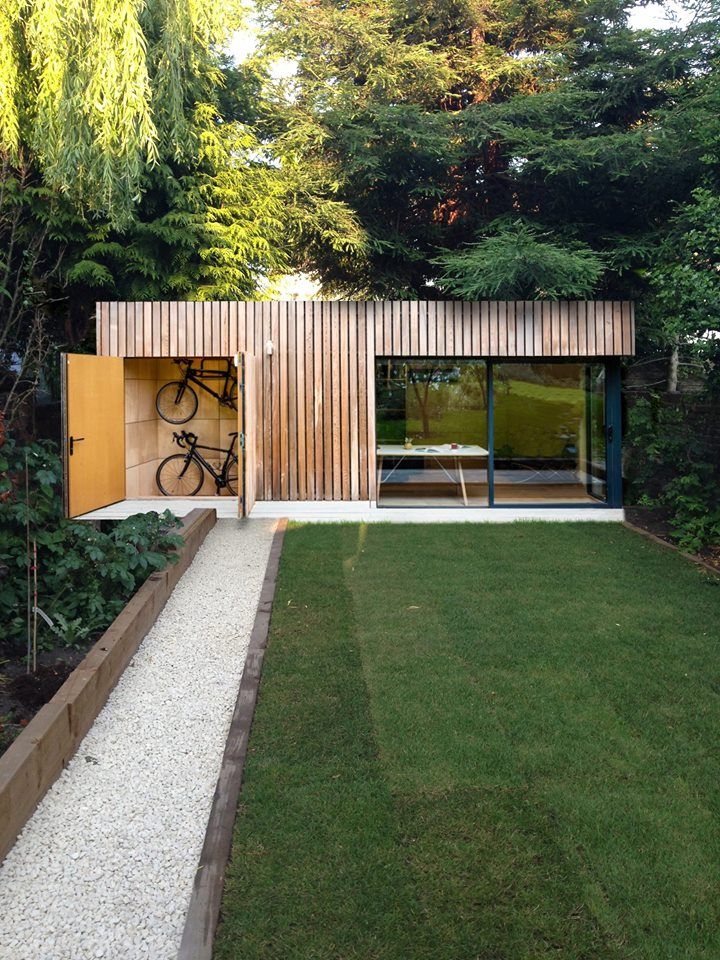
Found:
[312,301,323,499]
[568,302,578,356]
[296,303,307,501]
[264,301,271,500]
[322,303,332,500]
[118,302,127,357]
[366,304,377,501]
[168,301,177,357]
[228,302,238,356]
[107,302,118,356]
[98,298,634,362]
[286,302,297,501]
[252,305,263,498]
[357,305,368,501]
[330,304,342,500]
[347,305,359,499]
[417,301,428,356]
[269,302,279,499]
[340,302,351,500]
[278,302,289,500]
[95,303,102,355]
[95,300,636,502]
[613,301,623,356]
[505,302,515,358]
[444,300,454,356]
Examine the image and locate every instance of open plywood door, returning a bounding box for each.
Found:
[62,354,125,517]
[237,352,258,518]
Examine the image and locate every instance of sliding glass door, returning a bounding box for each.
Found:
[375,360,488,506]
[585,364,607,501]
[375,358,615,508]
[492,362,607,504]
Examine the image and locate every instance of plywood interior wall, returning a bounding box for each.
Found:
[124,358,236,497]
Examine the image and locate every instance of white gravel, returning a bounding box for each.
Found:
[0,519,276,960]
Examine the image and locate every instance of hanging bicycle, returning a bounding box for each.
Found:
[156,430,239,496]
[155,358,237,424]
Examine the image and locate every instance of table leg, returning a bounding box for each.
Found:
[457,457,468,506]
[376,455,383,501]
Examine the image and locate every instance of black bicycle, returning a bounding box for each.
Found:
[156,358,238,424]
[156,430,239,496]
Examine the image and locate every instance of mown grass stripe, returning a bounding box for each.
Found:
[216,522,720,960]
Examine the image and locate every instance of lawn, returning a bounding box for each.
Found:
[215,523,720,960]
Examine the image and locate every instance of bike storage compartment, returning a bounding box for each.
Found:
[62,355,256,518]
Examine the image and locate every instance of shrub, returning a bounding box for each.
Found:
[626,394,720,551]
[0,438,183,652]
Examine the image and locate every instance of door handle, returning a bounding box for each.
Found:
[69,436,85,455]
[606,425,614,444]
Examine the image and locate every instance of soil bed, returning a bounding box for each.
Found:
[625,505,720,572]
[0,643,93,755]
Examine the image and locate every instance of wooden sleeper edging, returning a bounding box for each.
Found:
[0,507,217,865]
[623,520,720,578]
[177,517,288,960]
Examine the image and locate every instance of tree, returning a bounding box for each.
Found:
[0,2,296,431]
[433,220,606,299]
[258,0,720,302]
[0,0,246,223]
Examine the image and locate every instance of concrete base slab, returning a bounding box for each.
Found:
[251,502,625,523]
[79,498,624,523]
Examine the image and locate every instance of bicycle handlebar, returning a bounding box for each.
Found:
[172,430,197,449]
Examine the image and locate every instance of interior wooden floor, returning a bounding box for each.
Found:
[379,483,599,507]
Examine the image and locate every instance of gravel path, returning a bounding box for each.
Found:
[0,519,276,960]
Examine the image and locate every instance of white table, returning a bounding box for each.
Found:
[376,443,489,506]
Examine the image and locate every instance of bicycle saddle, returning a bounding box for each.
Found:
[227,431,238,437]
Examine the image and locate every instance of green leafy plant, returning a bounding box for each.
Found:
[433,221,606,300]
[626,395,720,551]
[48,613,103,649]
[0,438,184,654]
[663,469,720,553]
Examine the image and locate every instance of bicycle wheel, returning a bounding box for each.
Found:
[156,455,204,496]
[156,381,199,424]
[225,455,239,495]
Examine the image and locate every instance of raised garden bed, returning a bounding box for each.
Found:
[0,507,216,864]
[0,649,88,754]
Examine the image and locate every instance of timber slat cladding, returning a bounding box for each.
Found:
[96,299,634,502]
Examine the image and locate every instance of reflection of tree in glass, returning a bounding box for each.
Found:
[376,360,488,443]
[407,365,444,438]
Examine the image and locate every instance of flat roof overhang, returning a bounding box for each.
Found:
[95,300,635,359]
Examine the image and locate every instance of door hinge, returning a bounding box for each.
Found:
[239,432,245,450]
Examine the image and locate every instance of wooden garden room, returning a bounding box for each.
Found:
[61,299,634,519]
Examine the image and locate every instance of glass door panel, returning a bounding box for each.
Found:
[585,364,607,501]
[375,359,488,507]
[493,362,606,504]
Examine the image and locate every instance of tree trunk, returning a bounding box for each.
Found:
[667,342,679,393]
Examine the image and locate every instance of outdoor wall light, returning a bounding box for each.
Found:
[266,339,274,356]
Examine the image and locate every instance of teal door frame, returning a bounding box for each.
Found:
[486,358,623,509]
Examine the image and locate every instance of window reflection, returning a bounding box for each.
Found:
[493,363,607,504]
[375,360,488,506]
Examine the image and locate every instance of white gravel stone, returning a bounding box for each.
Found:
[0,519,276,960]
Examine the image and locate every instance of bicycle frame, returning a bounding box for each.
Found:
[173,358,237,408]
[175,431,238,489]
